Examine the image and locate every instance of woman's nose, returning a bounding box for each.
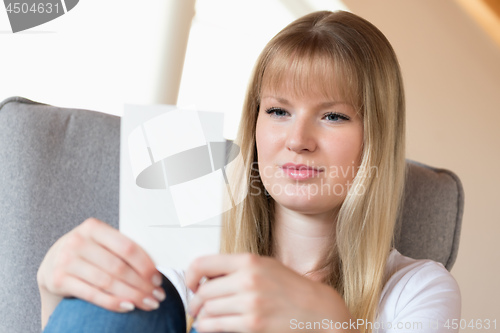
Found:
[285,117,317,153]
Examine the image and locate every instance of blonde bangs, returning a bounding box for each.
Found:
[259,36,362,114]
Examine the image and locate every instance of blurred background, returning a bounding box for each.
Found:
[1,0,499,327]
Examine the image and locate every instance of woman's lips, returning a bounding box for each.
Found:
[281,163,323,180]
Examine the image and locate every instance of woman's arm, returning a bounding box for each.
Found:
[37,218,165,329]
[185,253,358,333]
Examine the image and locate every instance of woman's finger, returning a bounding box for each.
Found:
[186,253,263,291]
[77,239,156,295]
[79,218,162,286]
[56,274,138,313]
[188,271,247,316]
[64,258,163,311]
[194,314,253,333]
[195,294,248,319]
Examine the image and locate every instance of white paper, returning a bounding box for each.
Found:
[120,104,242,269]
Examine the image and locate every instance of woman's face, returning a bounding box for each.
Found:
[255,83,363,217]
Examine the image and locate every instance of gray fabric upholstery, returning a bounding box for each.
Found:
[0,96,464,333]
[394,161,464,270]
[0,97,120,333]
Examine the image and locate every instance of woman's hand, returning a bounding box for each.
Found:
[185,253,357,333]
[37,218,165,328]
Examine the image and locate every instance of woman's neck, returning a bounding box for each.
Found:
[272,204,337,280]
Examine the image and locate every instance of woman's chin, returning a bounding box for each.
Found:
[271,192,340,216]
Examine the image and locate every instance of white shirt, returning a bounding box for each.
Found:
[375,249,461,332]
[158,249,461,332]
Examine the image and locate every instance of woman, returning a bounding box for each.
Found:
[38,10,460,333]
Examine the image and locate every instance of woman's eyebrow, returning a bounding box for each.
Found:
[261,95,347,108]
[261,95,291,106]
[318,101,347,108]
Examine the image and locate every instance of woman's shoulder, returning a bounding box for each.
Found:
[376,249,461,332]
[383,248,455,285]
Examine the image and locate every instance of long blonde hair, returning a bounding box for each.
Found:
[221,11,406,331]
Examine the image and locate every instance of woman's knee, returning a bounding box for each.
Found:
[43,275,186,333]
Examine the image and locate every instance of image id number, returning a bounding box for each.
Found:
[445,319,497,330]
[6,2,60,14]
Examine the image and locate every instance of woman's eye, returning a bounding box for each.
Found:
[265,107,288,117]
[324,112,350,122]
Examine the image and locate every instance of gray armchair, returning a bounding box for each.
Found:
[0,96,464,332]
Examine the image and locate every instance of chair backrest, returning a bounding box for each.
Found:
[0,96,463,333]
[0,97,120,333]
[394,161,464,269]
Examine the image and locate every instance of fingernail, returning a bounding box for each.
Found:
[143,297,159,310]
[153,288,166,302]
[152,274,162,287]
[119,301,135,312]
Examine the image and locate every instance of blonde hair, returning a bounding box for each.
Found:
[221,11,406,331]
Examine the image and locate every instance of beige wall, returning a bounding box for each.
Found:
[343,0,500,324]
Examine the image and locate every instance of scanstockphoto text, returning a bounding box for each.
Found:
[291,318,429,331]
[290,318,459,331]
[290,318,498,331]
